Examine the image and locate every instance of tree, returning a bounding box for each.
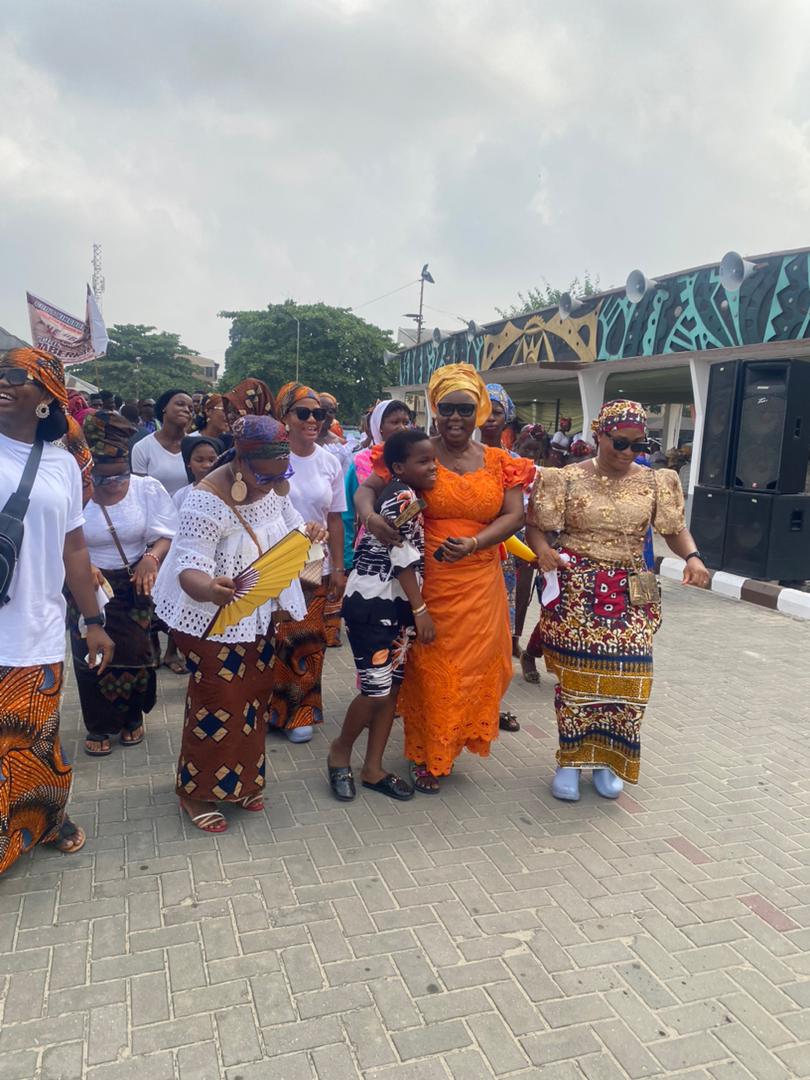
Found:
[70,324,206,400]
[497,272,602,318]
[219,302,399,423]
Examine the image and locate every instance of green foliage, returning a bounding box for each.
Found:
[70,324,205,400]
[219,302,399,423]
[497,272,602,318]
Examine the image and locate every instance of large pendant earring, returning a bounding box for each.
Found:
[230,471,247,503]
[35,402,50,419]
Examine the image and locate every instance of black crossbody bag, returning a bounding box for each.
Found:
[0,440,44,605]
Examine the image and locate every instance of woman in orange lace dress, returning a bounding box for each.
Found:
[357,364,531,793]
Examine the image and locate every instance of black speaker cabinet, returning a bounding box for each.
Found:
[691,487,729,569]
[698,361,739,488]
[733,360,810,493]
[723,492,810,581]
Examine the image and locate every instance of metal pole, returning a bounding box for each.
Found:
[416,278,425,345]
[295,318,300,381]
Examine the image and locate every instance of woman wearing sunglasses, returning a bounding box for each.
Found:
[267,383,347,742]
[0,348,114,872]
[70,411,178,755]
[152,415,325,832]
[526,399,710,802]
[356,364,532,793]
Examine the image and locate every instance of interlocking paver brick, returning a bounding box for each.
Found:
[0,586,807,1078]
[343,1006,398,1069]
[215,1004,263,1066]
[176,1040,223,1080]
[392,1018,472,1060]
[87,1002,128,1066]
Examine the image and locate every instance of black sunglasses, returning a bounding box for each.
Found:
[293,406,327,422]
[91,471,131,487]
[608,435,650,453]
[437,402,476,418]
[0,367,34,386]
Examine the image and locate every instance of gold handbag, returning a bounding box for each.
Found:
[601,471,661,608]
[627,567,660,606]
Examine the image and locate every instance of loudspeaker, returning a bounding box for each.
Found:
[625,270,658,304]
[723,492,810,580]
[719,250,757,292]
[698,361,740,488]
[691,487,729,569]
[734,361,810,493]
[558,293,583,320]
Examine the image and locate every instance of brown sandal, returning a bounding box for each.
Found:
[46,819,86,854]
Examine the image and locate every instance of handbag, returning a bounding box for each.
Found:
[0,440,43,606]
[598,469,661,608]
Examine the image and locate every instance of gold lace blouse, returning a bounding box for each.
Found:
[527,463,685,563]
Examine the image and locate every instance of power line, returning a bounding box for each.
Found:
[351,279,420,312]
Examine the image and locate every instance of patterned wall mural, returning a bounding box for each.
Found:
[398,249,810,385]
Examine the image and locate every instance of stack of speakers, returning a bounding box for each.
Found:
[692,359,810,582]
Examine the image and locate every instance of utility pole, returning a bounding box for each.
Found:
[416,264,434,345]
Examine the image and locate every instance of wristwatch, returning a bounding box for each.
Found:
[684,551,703,563]
[84,613,106,628]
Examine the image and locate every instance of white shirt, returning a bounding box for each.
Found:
[131,433,188,495]
[289,444,347,573]
[0,432,84,666]
[172,482,193,512]
[153,487,308,643]
[83,475,178,569]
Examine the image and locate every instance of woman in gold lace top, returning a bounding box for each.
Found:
[526,400,709,801]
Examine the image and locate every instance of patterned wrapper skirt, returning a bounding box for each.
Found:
[323,593,342,647]
[539,549,661,784]
[0,664,72,875]
[268,583,327,730]
[173,632,274,803]
[68,568,159,736]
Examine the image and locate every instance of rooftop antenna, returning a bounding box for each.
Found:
[92,243,105,312]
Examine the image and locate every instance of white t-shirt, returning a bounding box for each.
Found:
[82,475,178,569]
[0,433,84,666]
[289,444,347,573]
[131,433,188,495]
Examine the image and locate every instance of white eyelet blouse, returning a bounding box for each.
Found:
[153,487,308,643]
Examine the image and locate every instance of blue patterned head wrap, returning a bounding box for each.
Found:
[486,383,515,423]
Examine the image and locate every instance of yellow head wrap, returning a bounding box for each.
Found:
[427,363,491,427]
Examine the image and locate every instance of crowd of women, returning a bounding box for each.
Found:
[0,345,710,870]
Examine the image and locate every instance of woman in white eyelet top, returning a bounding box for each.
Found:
[151,414,325,835]
[153,486,307,642]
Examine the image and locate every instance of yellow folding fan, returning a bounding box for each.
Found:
[203,529,312,639]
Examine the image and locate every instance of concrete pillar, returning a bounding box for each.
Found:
[686,356,712,526]
[662,403,682,450]
[576,365,610,439]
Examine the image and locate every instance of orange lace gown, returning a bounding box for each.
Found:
[399,446,533,776]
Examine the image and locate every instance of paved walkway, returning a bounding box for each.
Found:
[1,584,809,1079]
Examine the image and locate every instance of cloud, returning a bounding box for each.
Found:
[1,0,809,368]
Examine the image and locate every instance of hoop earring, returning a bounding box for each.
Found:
[230,470,247,503]
[35,402,50,420]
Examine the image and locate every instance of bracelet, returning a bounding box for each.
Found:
[412,603,428,616]
[684,551,703,562]
[142,551,161,566]
[363,512,375,528]
[470,536,479,553]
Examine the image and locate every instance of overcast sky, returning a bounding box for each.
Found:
[2,0,809,364]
